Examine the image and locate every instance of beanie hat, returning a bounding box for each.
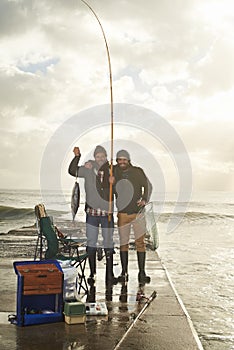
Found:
[93,145,107,157]
[116,149,130,161]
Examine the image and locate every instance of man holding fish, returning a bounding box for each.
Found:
[68,145,117,286]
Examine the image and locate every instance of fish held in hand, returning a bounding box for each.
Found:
[71,181,80,220]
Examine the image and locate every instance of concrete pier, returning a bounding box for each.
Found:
[0,251,204,350]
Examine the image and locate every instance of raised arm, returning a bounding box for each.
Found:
[68,146,88,178]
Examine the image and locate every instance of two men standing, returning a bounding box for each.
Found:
[68,146,152,286]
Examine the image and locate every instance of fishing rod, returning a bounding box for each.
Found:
[80,0,114,221]
[113,290,157,350]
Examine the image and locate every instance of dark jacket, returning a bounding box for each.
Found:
[68,156,111,212]
[113,164,152,214]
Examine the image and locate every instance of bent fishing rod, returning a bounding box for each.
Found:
[80,0,114,221]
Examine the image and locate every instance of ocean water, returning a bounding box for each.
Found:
[0,189,233,350]
[156,192,234,350]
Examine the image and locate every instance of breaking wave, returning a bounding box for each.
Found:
[1,205,233,224]
[0,206,34,221]
[0,205,65,221]
[158,211,234,223]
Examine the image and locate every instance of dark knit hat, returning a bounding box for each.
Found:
[116,149,130,161]
[93,145,107,157]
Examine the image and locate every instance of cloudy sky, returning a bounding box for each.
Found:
[0,0,233,193]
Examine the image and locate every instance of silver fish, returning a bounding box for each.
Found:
[71,181,80,220]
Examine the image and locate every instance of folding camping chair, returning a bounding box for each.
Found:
[34,204,88,295]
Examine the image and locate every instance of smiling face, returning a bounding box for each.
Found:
[94,152,107,167]
[117,157,130,171]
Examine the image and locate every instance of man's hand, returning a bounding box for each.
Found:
[137,199,146,207]
[73,147,80,157]
[109,175,116,184]
[84,161,93,169]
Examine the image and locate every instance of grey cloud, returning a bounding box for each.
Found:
[0,129,43,189]
[195,172,233,191]
[189,38,234,96]
[0,0,233,191]
[0,0,36,37]
[181,121,234,163]
[0,67,50,120]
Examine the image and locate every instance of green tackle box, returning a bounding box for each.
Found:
[64,301,86,316]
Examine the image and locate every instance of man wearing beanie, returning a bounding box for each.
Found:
[113,149,152,284]
[68,145,117,286]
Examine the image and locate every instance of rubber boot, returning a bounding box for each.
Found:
[87,247,96,285]
[87,285,96,303]
[105,249,118,285]
[137,251,151,284]
[119,283,128,303]
[119,283,128,312]
[118,251,129,283]
[97,247,104,261]
[105,284,113,302]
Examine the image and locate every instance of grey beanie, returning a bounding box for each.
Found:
[116,149,130,161]
[94,145,107,157]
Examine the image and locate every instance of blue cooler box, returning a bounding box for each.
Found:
[13,260,64,326]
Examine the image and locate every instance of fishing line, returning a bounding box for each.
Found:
[80,0,114,220]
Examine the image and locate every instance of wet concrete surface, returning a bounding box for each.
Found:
[0,251,203,350]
